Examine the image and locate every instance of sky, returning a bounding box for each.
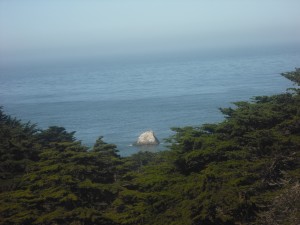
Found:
[1,0,300,64]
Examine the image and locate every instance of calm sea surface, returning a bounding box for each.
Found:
[1,48,299,156]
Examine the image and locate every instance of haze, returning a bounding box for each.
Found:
[1,0,300,65]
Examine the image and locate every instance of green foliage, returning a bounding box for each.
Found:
[282,67,300,86]
[0,116,120,224]
[0,108,40,192]
[36,126,76,145]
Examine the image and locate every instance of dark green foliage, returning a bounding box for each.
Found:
[36,126,76,146]
[282,68,300,85]
[0,68,300,225]
[0,108,40,192]
[0,117,119,225]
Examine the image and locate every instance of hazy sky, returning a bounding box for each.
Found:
[1,0,300,64]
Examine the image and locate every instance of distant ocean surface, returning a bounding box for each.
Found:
[1,47,300,156]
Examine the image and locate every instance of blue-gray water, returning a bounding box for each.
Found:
[1,48,299,156]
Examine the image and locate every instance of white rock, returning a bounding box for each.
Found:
[135,130,159,145]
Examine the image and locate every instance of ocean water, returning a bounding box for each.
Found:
[1,48,300,156]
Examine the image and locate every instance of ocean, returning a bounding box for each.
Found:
[1,47,299,156]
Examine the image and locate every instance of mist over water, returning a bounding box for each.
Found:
[1,47,299,156]
[1,0,300,67]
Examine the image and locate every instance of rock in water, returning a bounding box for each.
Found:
[135,130,159,145]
